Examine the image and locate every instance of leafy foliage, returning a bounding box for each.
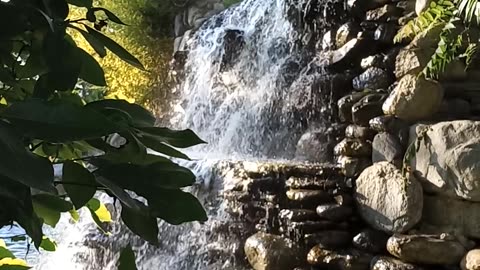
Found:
[395,0,480,78]
[0,0,207,268]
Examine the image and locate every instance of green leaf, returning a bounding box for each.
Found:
[10,236,26,243]
[66,0,92,8]
[86,99,155,127]
[120,201,158,244]
[136,127,206,148]
[39,237,56,252]
[84,25,145,70]
[86,9,96,22]
[96,161,196,191]
[86,198,111,233]
[0,248,14,260]
[136,134,190,160]
[3,99,122,142]
[0,258,30,269]
[42,0,69,20]
[14,200,43,249]
[78,48,106,86]
[62,161,96,209]
[141,189,207,225]
[75,28,107,57]
[90,8,127,25]
[32,194,73,227]
[118,244,137,270]
[94,176,147,213]
[0,122,54,192]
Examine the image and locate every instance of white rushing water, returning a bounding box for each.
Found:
[32,0,339,269]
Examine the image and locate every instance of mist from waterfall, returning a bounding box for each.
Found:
[33,0,339,269]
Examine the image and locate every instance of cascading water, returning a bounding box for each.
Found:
[34,0,347,269]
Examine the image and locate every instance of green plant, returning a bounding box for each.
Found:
[0,0,207,269]
[395,0,480,79]
[223,0,242,8]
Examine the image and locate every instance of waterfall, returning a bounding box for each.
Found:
[35,0,343,268]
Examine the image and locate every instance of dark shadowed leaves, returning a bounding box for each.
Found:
[120,201,158,244]
[78,48,106,86]
[84,26,145,70]
[118,244,137,270]
[86,99,155,127]
[62,161,96,209]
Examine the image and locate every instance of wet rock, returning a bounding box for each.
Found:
[337,156,371,177]
[397,0,416,14]
[347,0,391,15]
[345,125,376,140]
[336,22,360,48]
[355,162,423,233]
[352,229,389,253]
[352,93,388,126]
[304,231,352,248]
[307,246,371,269]
[372,132,404,167]
[383,47,402,72]
[316,38,371,70]
[383,74,444,121]
[361,55,384,70]
[366,4,402,22]
[244,232,304,270]
[295,130,333,162]
[279,209,319,222]
[334,194,355,206]
[410,121,480,201]
[285,177,339,190]
[285,221,341,235]
[286,190,333,204]
[371,256,424,270]
[334,138,372,157]
[369,115,409,136]
[338,92,370,123]
[321,29,337,51]
[353,67,392,91]
[316,204,353,222]
[461,249,480,270]
[422,194,480,238]
[220,29,245,71]
[374,23,398,44]
[387,233,466,265]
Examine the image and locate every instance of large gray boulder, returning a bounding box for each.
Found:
[355,162,423,233]
[382,74,443,121]
[244,232,304,270]
[386,233,467,265]
[410,121,480,201]
[422,194,480,238]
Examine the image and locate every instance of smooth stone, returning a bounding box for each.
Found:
[352,67,392,91]
[352,229,389,253]
[285,177,339,190]
[369,115,409,147]
[361,55,384,70]
[321,29,337,51]
[337,156,371,177]
[334,138,372,157]
[366,4,402,22]
[345,125,376,140]
[371,256,424,270]
[244,232,304,270]
[316,204,353,222]
[352,93,387,126]
[374,23,397,44]
[307,246,371,269]
[387,233,466,265]
[286,190,333,204]
[334,193,355,206]
[410,121,480,201]
[382,74,444,121]
[279,209,319,222]
[422,194,480,238]
[338,92,370,123]
[372,132,404,167]
[285,221,341,234]
[355,162,423,233]
[461,249,480,270]
[316,38,371,71]
[304,231,352,249]
[336,22,360,48]
[295,130,334,162]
